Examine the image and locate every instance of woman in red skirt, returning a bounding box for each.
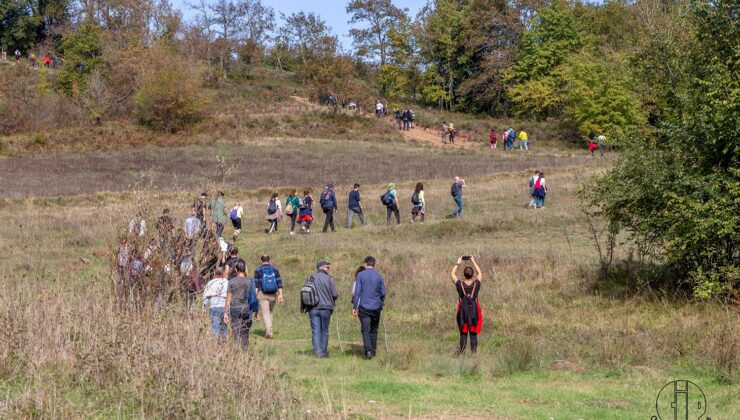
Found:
[450,256,483,355]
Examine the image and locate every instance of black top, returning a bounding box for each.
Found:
[456,280,480,300]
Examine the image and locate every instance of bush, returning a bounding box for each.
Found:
[135,49,208,133]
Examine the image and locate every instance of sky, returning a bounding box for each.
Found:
[171,0,427,50]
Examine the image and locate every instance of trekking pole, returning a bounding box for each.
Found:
[381,316,390,354]
[335,311,345,354]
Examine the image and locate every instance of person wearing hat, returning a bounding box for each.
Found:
[384,182,400,226]
[306,259,338,358]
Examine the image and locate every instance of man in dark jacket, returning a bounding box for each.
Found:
[451,176,466,218]
[320,183,338,233]
[352,256,386,359]
[347,183,365,228]
[308,259,339,357]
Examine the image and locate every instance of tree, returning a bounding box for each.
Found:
[55,22,104,96]
[280,11,337,68]
[0,0,71,53]
[346,0,407,66]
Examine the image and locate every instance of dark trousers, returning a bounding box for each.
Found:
[230,307,252,350]
[358,307,381,356]
[289,212,297,232]
[386,206,400,225]
[459,332,478,354]
[216,222,224,237]
[322,208,335,232]
[347,207,365,228]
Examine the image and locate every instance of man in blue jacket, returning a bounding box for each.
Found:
[352,256,387,359]
[320,182,338,233]
[347,183,365,228]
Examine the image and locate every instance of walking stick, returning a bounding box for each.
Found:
[381,316,390,354]
[335,310,345,354]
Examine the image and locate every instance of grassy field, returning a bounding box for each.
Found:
[0,135,737,418]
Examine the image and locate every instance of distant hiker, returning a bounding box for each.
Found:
[411,182,426,223]
[202,267,228,340]
[394,109,402,129]
[381,182,400,226]
[156,208,174,248]
[533,171,548,208]
[347,183,365,228]
[211,191,227,237]
[320,183,337,233]
[451,177,466,218]
[14,49,20,61]
[128,211,146,236]
[184,207,200,243]
[229,202,243,240]
[195,192,208,230]
[43,55,51,67]
[223,247,245,280]
[441,122,449,144]
[297,189,314,233]
[409,109,415,128]
[519,129,529,151]
[352,256,386,359]
[448,123,456,144]
[597,134,607,156]
[302,259,338,358]
[375,100,384,118]
[265,192,282,234]
[285,189,301,235]
[402,109,410,130]
[450,256,483,355]
[489,129,498,150]
[527,170,541,209]
[254,255,284,339]
[588,136,599,155]
[223,260,258,350]
[116,237,130,278]
[506,128,516,151]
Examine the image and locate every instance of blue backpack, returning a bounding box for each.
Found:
[260,265,279,293]
[230,207,238,220]
[248,279,259,313]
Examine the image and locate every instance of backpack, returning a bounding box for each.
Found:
[260,265,279,294]
[411,191,420,205]
[267,199,277,215]
[450,184,457,197]
[248,279,259,313]
[380,191,394,206]
[285,202,294,215]
[298,197,307,209]
[320,190,333,209]
[230,207,238,221]
[534,178,542,190]
[300,275,319,311]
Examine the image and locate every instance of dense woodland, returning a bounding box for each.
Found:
[1,0,737,296]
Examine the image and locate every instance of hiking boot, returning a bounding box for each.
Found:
[365,351,374,360]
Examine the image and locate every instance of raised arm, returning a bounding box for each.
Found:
[471,256,483,282]
[450,257,462,283]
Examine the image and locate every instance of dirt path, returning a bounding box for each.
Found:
[400,125,480,149]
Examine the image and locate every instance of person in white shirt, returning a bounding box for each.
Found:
[527,170,540,208]
[230,203,243,240]
[128,211,146,236]
[202,267,229,339]
[266,193,283,234]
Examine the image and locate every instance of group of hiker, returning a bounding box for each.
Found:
[587,131,608,156]
[394,109,415,130]
[526,170,548,208]
[487,127,530,151]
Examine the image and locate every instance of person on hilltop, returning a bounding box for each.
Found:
[409,109,415,128]
[224,260,258,350]
[507,128,516,151]
[518,129,529,151]
[381,182,400,226]
[394,109,402,129]
[14,49,21,62]
[195,192,208,231]
[527,170,541,209]
[411,182,426,223]
[533,171,548,208]
[402,109,410,130]
[265,192,283,234]
[254,255,284,339]
[597,134,607,156]
[211,191,227,237]
[451,176,466,218]
[285,189,301,235]
[489,129,498,151]
[297,189,314,233]
[450,256,483,355]
[229,202,243,241]
[352,256,387,359]
[375,100,384,118]
[302,259,338,358]
[320,182,338,233]
[347,183,366,228]
[448,123,456,144]
[202,267,229,340]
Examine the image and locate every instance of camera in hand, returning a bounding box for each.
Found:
[461,255,472,261]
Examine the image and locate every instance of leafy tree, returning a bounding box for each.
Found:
[346,0,407,66]
[279,11,337,68]
[0,0,70,53]
[55,22,104,96]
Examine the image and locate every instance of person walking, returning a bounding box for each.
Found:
[352,256,386,359]
[224,261,258,350]
[489,129,498,151]
[195,192,208,231]
[14,49,21,62]
[409,109,415,128]
[128,211,146,236]
[410,182,426,223]
[320,183,338,233]
[450,256,483,355]
[518,129,529,151]
[394,109,402,129]
[375,100,383,118]
[229,202,243,240]
[211,191,227,237]
[527,170,541,208]
[254,255,284,339]
[402,110,410,130]
[451,177,466,218]
[533,172,548,208]
[184,207,200,253]
[382,183,400,226]
[202,267,229,340]
[507,128,516,151]
[347,184,365,228]
[297,189,314,233]
[597,134,607,156]
[303,259,338,358]
[265,192,282,234]
[223,247,245,279]
[285,190,301,235]
[448,123,456,144]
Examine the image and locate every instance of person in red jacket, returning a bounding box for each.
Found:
[450,256,483,355]
[489,129,498,151]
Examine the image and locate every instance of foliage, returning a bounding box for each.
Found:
[55,23,104,96]
[0,0,70,53]
[134,49,209,133]
[346,0,407,66]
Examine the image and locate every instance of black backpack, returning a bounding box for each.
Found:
[411,191,420,205]
[380,191,394,206]
[300,275,319,312]
[267,199,277,215]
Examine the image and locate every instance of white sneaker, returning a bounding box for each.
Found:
[290,231,295,235]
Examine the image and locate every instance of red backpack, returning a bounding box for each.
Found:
[534,178,542,190]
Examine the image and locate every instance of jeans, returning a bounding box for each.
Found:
[209,306,227,339]
[347,207,365,228]
[322,208,335,232]
[453,195,463,217]
[535,196,546,208]
[358,307,381,356]
[230,307,252,350]
[522,141,529,151]
[257,291,277,337]
[386,205,400,225]
[309,308,332,357]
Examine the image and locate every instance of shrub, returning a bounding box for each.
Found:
[135,49,208,133]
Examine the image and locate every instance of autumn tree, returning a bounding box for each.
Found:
[346,0,407,67]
